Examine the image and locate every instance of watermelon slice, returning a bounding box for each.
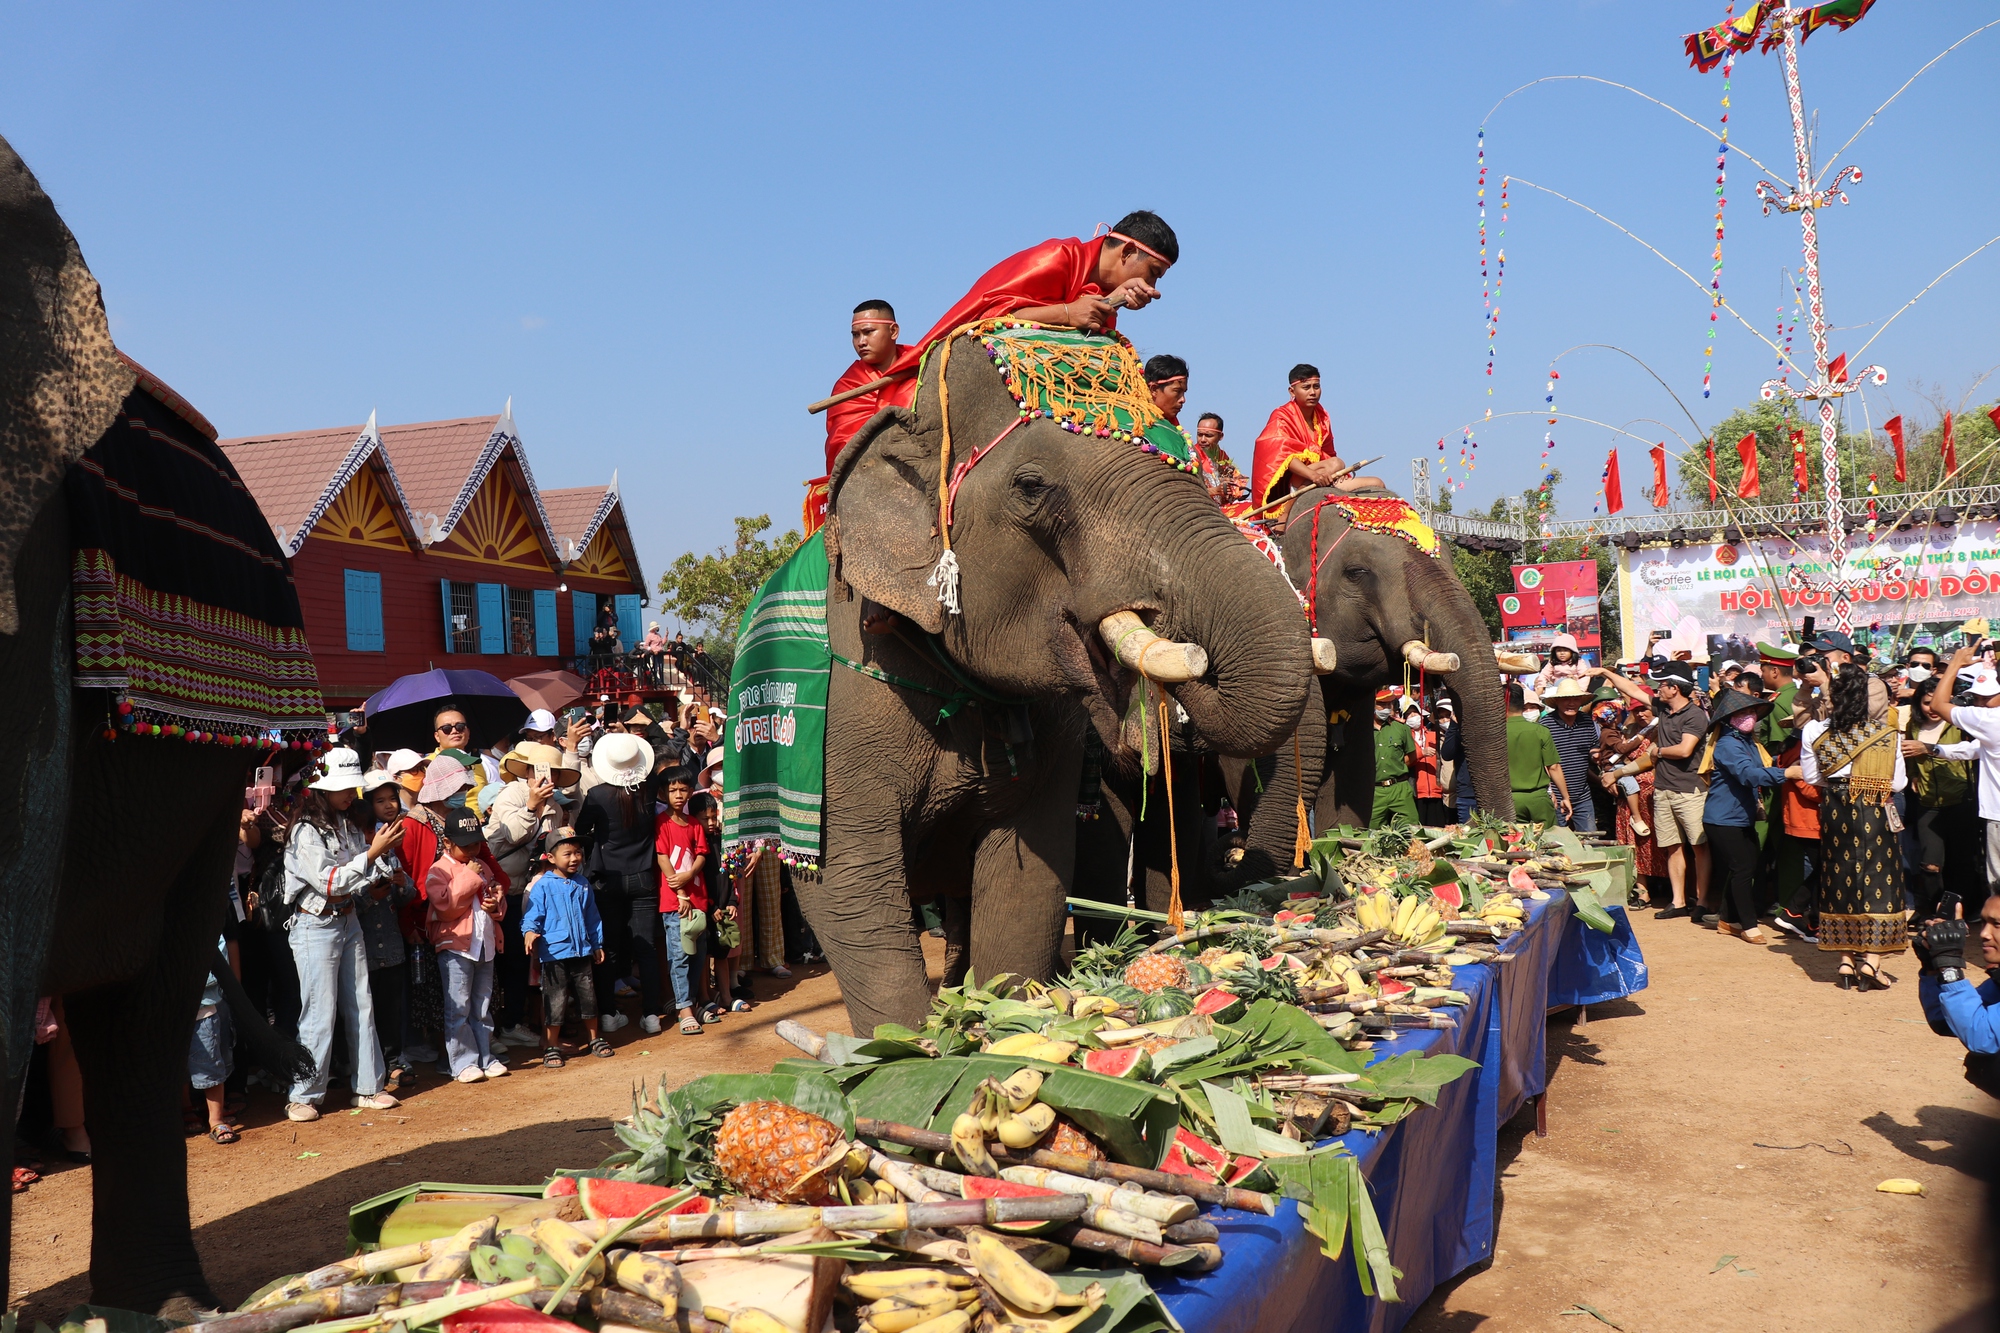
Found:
[543,1176,579,1199]
[1377,977,1412,998]
[1157,1145,1217,1182]
[1192,988,1245,1023]
[960,1175,1066,1233]
[1507,867,1535,893]
[1081,1046,1153,1080]
[442,1283,586,1333]
[577,1178,715,1221]
[1168,1128,1227,1178]
[1227,1155,1273,1190]
[1430,880,1463,912]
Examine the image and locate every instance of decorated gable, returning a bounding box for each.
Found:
[313,463,411,552]
[567,525,631,583]
[433,469,551,572]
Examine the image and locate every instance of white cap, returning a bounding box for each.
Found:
[1969,673,2000,698]
[361,768,398,792]
[384,747,425,776]
[309,747,367,792]
[1719,659,1741,672]
[524,708,557,735]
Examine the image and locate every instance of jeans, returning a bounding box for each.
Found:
[1706,823,1762,929]
[439,949,496,1074]
[287,911,385,1103]
[1566,792,1598,834]
[1913,801,1984,917]
[1774,832,1820,925]
[596,874,662,1016]
[662,913,698,1013]
[189,1006,233,1090]
[1456,794,1477,824]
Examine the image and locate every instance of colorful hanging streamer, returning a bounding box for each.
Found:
[1477,129,1507,399]
[1704,9,1736,399]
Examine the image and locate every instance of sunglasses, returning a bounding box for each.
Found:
[436,721,470,734]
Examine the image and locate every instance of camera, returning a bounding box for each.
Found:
[1797,654,1825,678]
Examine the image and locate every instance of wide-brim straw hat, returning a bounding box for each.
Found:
[1545,678,1592,700]
[1707,687,1773,729]
[503,741,580,787]
[591,732,655,789]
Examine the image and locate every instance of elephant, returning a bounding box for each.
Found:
[807,331,1312,1036]
[1222,487,1514,883]
[2,133,312,1315]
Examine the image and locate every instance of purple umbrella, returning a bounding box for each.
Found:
[360,668,529,754]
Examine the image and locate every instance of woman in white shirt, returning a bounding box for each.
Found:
[1799,669,1907,992]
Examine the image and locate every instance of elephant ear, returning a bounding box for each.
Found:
[826,402,947,636]
[0,134,137,635]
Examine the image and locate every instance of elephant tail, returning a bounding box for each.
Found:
[211,947,316,1086]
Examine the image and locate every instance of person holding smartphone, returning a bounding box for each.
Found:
[1915,892,2000,1096]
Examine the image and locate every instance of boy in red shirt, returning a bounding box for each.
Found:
[654,773,709,1036]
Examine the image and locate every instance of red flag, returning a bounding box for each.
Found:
[1987,403,2000,435]
[1790,426,1809,496]
[1827,352,1849,384]
[1649,443,1670,508]
[1706,438,1718,503]
[1736,433,1761,499]
[1885,415,1906,482]
[1943,411,1957,477]
[1604,448,1624,514]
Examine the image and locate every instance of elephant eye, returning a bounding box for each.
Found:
[1012,468,1052,501]
[1344,564,1373,582]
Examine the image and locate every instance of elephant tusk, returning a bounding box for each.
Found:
[1310,637,1339,673]
[1099,611,1208,682]
[1494,650,1543,675]
[1400,640,1461,674]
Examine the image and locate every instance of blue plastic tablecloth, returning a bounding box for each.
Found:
[1546,901,1649,1010]
[1156,890,1647,1333]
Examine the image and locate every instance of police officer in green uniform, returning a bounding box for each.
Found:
[1755,641,1800,749]
[1505,681,1569,825]
[1371,687,1421,828]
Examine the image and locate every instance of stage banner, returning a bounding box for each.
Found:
[1617,520,2000,659]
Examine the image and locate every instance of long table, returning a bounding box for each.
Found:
[1155,892,1646,1333]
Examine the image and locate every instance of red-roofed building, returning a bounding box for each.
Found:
[220,404,647,706]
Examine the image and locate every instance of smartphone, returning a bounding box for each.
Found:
[1940,890,1963,922]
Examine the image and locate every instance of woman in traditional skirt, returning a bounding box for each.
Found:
[1799,666,1908,990]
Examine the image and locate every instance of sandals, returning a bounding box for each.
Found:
[589,1037,615,1058]
[207,1123,240,1145]
[1858,961,1896,991]
[1836,962,1857,990]
[678,1016,704,1035]
[730,999,752,1013]
[542,1047,566,1069]
[700,1004,722,1025]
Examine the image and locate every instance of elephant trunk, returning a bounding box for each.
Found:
[1142,521,1311,759]
[1406,559,1514,819]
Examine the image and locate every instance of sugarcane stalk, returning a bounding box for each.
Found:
[582,1196,1087,1244]
[1161,1218,1220,1245]
[875,1228,972,1265]
[195,1286,594,1333]
[1304,999,1378,1015]
[305,1278,537,1333]
[868,1150,949,1203]
[1051,1225,1199,1268]
[249,1242,440,1309]
[997,1167,1197,1225]
[591,1289,678,1333]
[857,1119,1275,1216]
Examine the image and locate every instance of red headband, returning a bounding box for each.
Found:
[1094,223,1173,267]
[851,317,896,329]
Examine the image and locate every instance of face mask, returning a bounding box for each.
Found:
[1731,712,1758,734]
[444,791,469,810]
[1907,666,1931,682]
[1374,708,1392,722]
[1523,708,1542,722]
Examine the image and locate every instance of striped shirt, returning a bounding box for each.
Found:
[1540,711,1599,801]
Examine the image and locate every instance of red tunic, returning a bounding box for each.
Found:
[1250,401,1336,508]
[887,236,1114,380]
[823,349,915,472]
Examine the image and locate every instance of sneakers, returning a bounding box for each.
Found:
[404,1042,440,1064]
[1699,911,1720,926]
[600,1013,630,1033]
[499,1025,539,1047]
[613,978,638,998]
[640,1014,663,1035]
[1771,913,1819,944]
[768,966,793,980]
[456,1067,486,1084]
[483,1061,509,1079]
[488,1036,509,1055]
[286,1102,321,1122]
[353,1092,400,1110]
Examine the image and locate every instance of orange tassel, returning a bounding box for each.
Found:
[1293,729,1312,869]
[1159,694,1183,934]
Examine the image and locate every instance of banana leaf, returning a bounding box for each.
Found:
[1540,826,1586,860]
[666,1071,856,1136]
[1568,878,1617,934]
[1348,1051,1478,1126]
[1262,1149,1399,1301]
[1056,1269,1181,1333]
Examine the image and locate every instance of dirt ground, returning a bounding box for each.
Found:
[9,917,1996,1330]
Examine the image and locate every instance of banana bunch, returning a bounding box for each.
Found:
[967,1230,1106,1333]
[847,1269,979,1333]
[1325,958,1369,998]
[985,1032,1079,1064]
[952,1072,1055,1173]
[1390,894,1448,947]
[1353,890,1397,932]
[1479,896,1526,926]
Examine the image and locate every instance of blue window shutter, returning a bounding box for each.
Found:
[533,588,558,656]
[440,579,457,653]
[477,583,506,654]
[615,594,642,648]
[345,570,384,651]
[572,593,594,655]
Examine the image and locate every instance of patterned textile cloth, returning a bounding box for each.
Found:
[66,383,323,742]
[750,853,785,970]
[1316,495,1441,559]
[1816,782,1908,954]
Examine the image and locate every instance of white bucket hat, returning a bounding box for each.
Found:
[591,731,655,788]
[309,747,366,792]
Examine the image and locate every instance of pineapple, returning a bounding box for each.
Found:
[711,1100,847,1202]
[1121,953,1189,995]
[1044,1115,1105,1162]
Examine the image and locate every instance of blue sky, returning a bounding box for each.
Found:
[4,3,1995,608]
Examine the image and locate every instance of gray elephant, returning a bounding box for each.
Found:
[1223,488,1514,882]
[2,134,312,1315]
[805,332,1311,1036]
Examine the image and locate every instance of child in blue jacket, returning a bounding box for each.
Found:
[521,827,607,1067]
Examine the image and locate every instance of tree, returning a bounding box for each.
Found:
[654,515,803,678]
